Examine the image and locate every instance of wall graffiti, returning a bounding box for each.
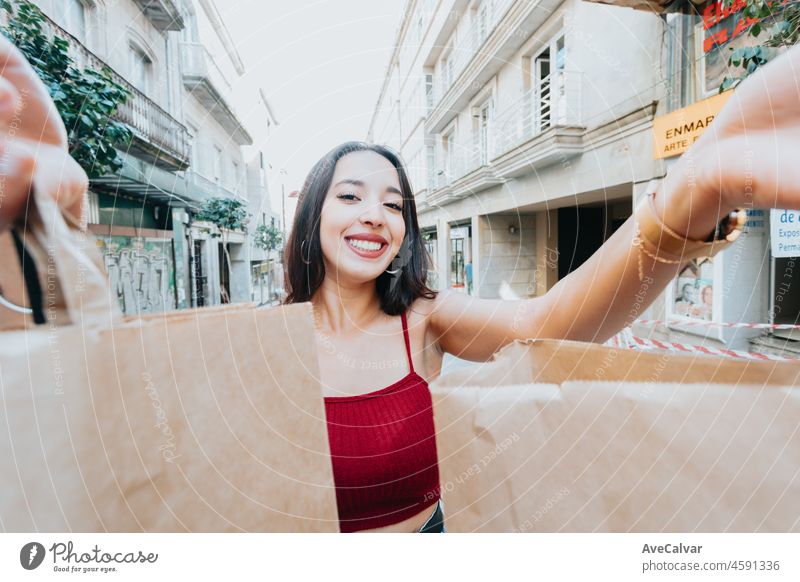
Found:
[95,235,177,316]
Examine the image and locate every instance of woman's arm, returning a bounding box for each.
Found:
[430,44,800,361]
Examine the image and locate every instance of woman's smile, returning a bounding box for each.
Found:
[344,234,389,259]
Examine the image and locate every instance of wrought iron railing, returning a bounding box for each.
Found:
[40,12,190,168]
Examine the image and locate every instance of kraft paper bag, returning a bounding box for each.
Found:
[0,187,338,532]
[431,340,800,532]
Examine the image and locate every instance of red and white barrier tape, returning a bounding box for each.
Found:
[605,329,799,362]
[636,319,800,330]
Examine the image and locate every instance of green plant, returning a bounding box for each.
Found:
[720,0,800,91]
[194,197,250,237]
[0,0,132,177]
[253,222,283,252]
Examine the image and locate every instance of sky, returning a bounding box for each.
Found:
[217,0,406,229]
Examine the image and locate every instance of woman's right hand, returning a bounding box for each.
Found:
[0,34,88,231]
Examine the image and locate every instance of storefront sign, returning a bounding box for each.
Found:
[702,0,791,53]
[701,0,790,93]
[652,91,733,159]
[770,209,800,258]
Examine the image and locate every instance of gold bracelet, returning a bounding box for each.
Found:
[632,220,686,282]
[633,179,746,281]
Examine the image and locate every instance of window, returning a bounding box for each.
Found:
[440,127,456,185]
[129,45,152,93]
[58,0,86,42]
[231,160,240,194]
[187,123,199,172]
[697,4,793,98]
[426,143,435,191]
[531,33,565,131]
[672,259,715,321]
[441,50,454,91]
[425,73,434,112]
[212,145,223,185]
[477,101,491,164]
[475,0,494,46]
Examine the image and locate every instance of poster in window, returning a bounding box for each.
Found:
[673,258,714,321]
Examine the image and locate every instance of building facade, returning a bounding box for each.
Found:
[640,0,798,356]
[25,0,280,315]
[370,0,663,299]
[370,0,798,356]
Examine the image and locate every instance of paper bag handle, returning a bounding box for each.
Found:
[14,184,119,327]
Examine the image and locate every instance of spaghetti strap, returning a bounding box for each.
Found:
[400,311,415,374]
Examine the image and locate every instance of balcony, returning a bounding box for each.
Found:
[132,0,184,32]
[40,13,190,171]
[427,0,563,134]
[426,71,584,206]
[490,70,584,176]
[431,0,515,104]
[186,170,248,205]
[428,148,503,206]
[181,42,253,146]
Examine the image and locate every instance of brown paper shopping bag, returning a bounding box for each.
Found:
[0,187,338,532]
[431,340,800,532]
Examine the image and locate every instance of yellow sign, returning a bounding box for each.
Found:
[652,91,734,159]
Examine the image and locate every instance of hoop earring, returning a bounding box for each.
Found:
[300,240,312,265]
[385,267,401,275]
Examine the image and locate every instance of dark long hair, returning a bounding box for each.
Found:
[283,141,437,315]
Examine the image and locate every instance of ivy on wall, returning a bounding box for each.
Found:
[0,0,133,177]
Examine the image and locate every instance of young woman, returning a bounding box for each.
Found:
[1,34,799,533]
[283,47,800,533]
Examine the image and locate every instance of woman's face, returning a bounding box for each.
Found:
[318,150,406,285]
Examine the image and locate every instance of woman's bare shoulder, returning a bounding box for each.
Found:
[408,291,453,356]
[408,289,451,321]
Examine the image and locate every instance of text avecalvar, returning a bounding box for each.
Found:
[642,544,702,554]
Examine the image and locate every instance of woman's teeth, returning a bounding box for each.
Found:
[347,238,383,252]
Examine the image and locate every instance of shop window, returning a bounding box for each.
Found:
[449,224,472,293]
[672,259,715,321]
[697,1,792,97]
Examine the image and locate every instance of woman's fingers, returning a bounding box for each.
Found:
[0,137,87,232]
[0,76,23,123]
[0,34,68,148]
[0,143,35,231]
[35,147,89,226]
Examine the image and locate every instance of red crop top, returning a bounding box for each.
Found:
[323,311,441,532]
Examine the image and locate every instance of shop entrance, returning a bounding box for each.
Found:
[449,224,472,293]
[557,200,630,279]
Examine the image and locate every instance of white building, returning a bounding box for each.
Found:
[23,0,280,313]
[369,0,664,301]
[370,0,797,356]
